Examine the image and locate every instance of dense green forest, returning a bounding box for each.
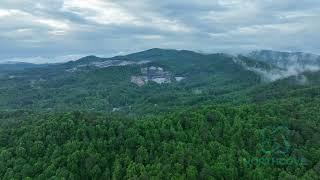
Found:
[0,96,319,179]
[0,49,319,179]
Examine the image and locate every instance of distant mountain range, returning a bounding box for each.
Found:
[248,50,320,68]
[244,50,320,81]
[2,49,319,72]
[0,62,49,72]
[0,48,319,114]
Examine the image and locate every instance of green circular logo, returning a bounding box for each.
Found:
[259,126,291,156]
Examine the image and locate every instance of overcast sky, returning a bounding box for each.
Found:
[0,0,319,63]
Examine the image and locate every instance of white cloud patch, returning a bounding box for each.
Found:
[0,9,20,17]
[62,0,139,25]
[0,8,72,38]
[235,23,306,35]
[136,35,163,40]
[37,19,70,31]
[62,0,192,33]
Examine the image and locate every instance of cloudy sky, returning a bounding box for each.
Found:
[0,0,319,63]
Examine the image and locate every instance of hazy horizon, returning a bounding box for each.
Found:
[1,0,319,63]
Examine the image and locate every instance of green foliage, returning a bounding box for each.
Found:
[1,49,320,179]
[0,97,319,179]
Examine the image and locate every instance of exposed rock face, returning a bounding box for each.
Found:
[131,66,172,86]
[92,60,149,68]
[112,107,121,112]
[142,66,171,83]
[131,76,148,87]
[66,60,149,72]
[152,77,171,84]
[175,77,185,82]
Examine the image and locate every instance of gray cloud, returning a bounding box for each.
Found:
[0,0,319,62]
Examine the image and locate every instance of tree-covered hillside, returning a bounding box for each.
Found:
[1,49,320,179]
[0,95,319,179]
[0,49,262,114]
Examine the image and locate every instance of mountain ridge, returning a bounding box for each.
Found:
[1,48,319,114]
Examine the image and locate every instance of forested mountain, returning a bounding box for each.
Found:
[248,50,320,68]
[0,49,319,179]
[0,49,262,114]
[247,50,320,80]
